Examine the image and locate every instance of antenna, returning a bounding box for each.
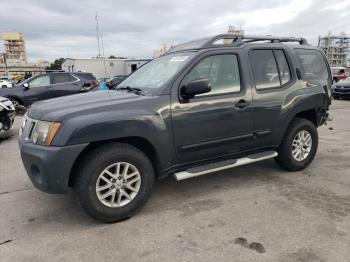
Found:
[95,11,101,58]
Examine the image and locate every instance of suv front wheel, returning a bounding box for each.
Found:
[275,118,318,171]
[75,143,155,222]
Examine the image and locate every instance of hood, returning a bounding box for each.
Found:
[28,90,151,121]
[0,97,15,111]
[335,81,350,88]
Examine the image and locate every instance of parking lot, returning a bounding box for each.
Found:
[0,100,348,261]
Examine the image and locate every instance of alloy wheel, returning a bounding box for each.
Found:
[96,162,141,208]
[292,130,312,161]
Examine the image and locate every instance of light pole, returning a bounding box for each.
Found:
[2,53,8,76]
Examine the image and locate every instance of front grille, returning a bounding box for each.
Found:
[333,87,350,94]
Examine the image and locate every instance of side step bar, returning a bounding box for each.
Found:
[174,150,278,181]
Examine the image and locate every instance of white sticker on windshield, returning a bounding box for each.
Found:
[170,56,189,62]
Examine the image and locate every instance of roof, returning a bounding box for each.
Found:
[167,34,309,54]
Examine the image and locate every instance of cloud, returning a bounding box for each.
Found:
[0,0,349,62]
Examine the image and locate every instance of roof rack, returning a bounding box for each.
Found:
[168,34,308,53]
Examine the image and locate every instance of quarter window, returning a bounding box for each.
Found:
[295,49,329,80]
[28,75,50,87]
[183,54,241,96]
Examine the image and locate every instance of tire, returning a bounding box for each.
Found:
[0,129,13,140]
[332,95,339,100]
[1,85,7,88]
[275,118,318,171]
[75,142,155,222]
[9,98,26,115]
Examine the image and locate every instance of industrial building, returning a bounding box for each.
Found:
[0,32,46,77]
[62,58,151,79]
[153,44,172,58]
[2,32,27,66]
[318,32,350,67]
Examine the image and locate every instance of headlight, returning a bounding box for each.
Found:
[32,121,61,146]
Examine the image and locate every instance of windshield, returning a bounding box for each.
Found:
[339,76,350,82]
[119,52,195,91]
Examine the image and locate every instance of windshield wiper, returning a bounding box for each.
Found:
[116,86,146,95]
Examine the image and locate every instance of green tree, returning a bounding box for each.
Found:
[108,55,127,59]
[46,58,65,70]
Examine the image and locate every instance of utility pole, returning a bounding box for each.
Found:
[100,32,108,79]
[95,11,102,58]
[95,11,108,78]
[2,53,8,76]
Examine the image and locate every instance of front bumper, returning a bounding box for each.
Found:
[20,142,88,193]
[332,88,350,98]
[332,92,350,98]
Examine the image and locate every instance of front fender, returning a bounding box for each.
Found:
[52,108,175,170]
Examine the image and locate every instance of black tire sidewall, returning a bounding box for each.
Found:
[277,118,318,171]
[77,143,154,222]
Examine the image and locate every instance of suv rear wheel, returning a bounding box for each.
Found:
[75,143,155,222]
[275,118,318,171]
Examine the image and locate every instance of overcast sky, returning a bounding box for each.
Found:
[0,0,349,62]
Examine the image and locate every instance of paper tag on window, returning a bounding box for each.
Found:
[170,56,189,62]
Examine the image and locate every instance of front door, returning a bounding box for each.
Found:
[171,52,254,163]
[23,74,52,105]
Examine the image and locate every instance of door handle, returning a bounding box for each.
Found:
[235,99,250,109]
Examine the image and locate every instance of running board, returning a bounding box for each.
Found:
[174,151,278,181]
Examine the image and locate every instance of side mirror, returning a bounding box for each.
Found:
[181,79,211,99]
[23,83,29,90]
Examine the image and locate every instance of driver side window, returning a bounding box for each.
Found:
[29,75,50,88]
[182,54,241,96]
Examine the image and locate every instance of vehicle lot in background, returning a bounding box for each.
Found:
[331,67,350,83]
[0,99,349,261]
[0,79,12,88]
[106,75,126,89]
[0,97,15,137]
[332,76,350,99]
[0,72,98,108]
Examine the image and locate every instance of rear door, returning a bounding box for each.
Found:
[49,73,80,98]
[248,48,295,148]
[171,51,254,163]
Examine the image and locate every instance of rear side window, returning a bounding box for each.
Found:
[295,49,329,80]
[183,54,241,96]
[250,49,291,90]
[53,73,72,84]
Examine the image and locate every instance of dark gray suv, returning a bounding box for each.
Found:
[19,34,331,222]
[0,72,98,108]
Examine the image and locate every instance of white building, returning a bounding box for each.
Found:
[62,58,151,79]
[153,44,172,58]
